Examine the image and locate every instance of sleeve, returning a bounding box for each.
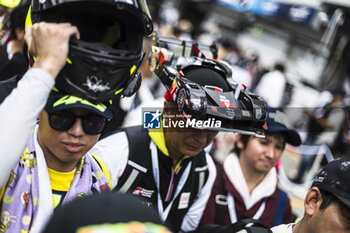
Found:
[180,153,217,232]
[0,68,54,188]
[90,131,129,189]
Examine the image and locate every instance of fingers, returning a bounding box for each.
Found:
[29,22,80,79]
[67,24,80,40]
[24,26,32,51]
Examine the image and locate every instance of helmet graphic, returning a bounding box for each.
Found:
[26,0,153,102]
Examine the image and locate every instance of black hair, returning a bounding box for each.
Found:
[274,63,285,73]
[9,3,30,39]
[232,133,286,156]
[217,36,239,51]
[232,134,250,156]
[319,189,350,222]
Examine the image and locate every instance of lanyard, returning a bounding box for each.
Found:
[227,193,266,226]
[150,141,192,221]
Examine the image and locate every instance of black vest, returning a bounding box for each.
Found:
[115,126,210,232]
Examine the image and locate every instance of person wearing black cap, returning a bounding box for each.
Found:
[42,192,171,233]
[271,155,350,233]
[199,107,302,228]
[90,65,242,232]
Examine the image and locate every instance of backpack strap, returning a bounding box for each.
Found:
[272,189,288,227]
[214,163,228,225]
[194,219,272,233]
[114,126,151,192]
[193,150,209,195]
[231,218,272,233]
[245,227,272,233]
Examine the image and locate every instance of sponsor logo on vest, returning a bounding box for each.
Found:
[178,192,190,209]
[133,187,154,198]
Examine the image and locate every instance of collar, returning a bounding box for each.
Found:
[148,120,169,156]
[148,119,190,172]
[224,153,277,209]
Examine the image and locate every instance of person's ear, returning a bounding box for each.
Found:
[304,187,322,217]
[162,100,173,125]
[235,134,244,150]
[38,110,44,121]
[163,100,170,114]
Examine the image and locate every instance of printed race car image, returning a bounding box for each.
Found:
[149,40,267,137]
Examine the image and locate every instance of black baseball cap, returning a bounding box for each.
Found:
[312,156,350,208]
[44,89,113,119]
[42,192,171,233]
[265,107,301,146]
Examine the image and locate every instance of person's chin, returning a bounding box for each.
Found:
[256,164,272,173]
[183,145,202,156]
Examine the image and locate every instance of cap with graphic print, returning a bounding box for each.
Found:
[312,156,350,208]
[44,89,113,119]
[42,192,171,233]
[164,66,231,102]
[265,107,301,146]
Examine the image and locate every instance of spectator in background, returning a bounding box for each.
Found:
[293,88,346,183]
[217,37,254,90]
[271,156,350,233]
[255,63,286,108]
[199,107,302,228]
[0,0,21,44]
[0,3,29,80]
[217,36,242,66]
[173,19,193,41]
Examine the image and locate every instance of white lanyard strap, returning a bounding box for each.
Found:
[227,193,266,226]
[150,141,192,221]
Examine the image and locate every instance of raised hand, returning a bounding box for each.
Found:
[25,22,80,79]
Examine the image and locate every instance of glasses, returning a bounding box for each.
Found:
[48,110,106,135]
